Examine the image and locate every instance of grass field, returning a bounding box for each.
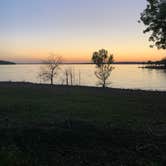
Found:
[0,82,166,165]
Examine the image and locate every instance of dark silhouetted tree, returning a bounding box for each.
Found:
[92,49,114,88]
[39,54,61,85]
[140,0,166,49]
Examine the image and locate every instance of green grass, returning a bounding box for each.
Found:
[0,84,166,129]
[0,83,166,165]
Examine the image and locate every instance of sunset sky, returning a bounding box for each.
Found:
[0,0,165,63]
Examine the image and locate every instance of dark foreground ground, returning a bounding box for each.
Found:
[0,82,166,166]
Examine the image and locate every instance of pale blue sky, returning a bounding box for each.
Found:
[0,0,165,62]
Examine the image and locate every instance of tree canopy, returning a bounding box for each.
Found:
[140,0,166,49]
[92,49,114,88]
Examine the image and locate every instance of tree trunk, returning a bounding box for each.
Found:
[51,77,53,85]
[66,72,69,85]
[70,73,73,86]
[103,79,106,88]
[51,71,54,85]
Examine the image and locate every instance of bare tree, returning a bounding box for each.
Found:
[39,54,61,85]
[63,67,75,86]
[92,49,114,88]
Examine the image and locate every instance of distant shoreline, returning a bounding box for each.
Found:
[0,81,166,93]
[0,60,148,65]
[14,62,146,65]
[140,65,166,70]
[0,60,16,65]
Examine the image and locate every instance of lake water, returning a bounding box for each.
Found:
[0,64,166,91]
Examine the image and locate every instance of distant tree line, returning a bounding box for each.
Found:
[146,57,166,68]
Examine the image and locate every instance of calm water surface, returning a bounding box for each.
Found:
[0,64,166,91]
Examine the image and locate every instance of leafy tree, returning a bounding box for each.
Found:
[92,49,114,88]
[140,0,166,49]
[39,54,61,85]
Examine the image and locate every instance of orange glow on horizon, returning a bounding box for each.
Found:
[1,45,165,63]
[2,51,165,63]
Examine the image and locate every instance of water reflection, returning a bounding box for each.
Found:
[0,64,166,91]
[145,67,166,81]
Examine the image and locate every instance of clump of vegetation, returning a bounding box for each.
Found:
[92,49,114,88]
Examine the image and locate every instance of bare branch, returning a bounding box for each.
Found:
[38,54,61,85]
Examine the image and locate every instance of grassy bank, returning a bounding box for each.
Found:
[0,82,166,165]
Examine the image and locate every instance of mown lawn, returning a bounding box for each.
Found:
[0,82,166,165]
